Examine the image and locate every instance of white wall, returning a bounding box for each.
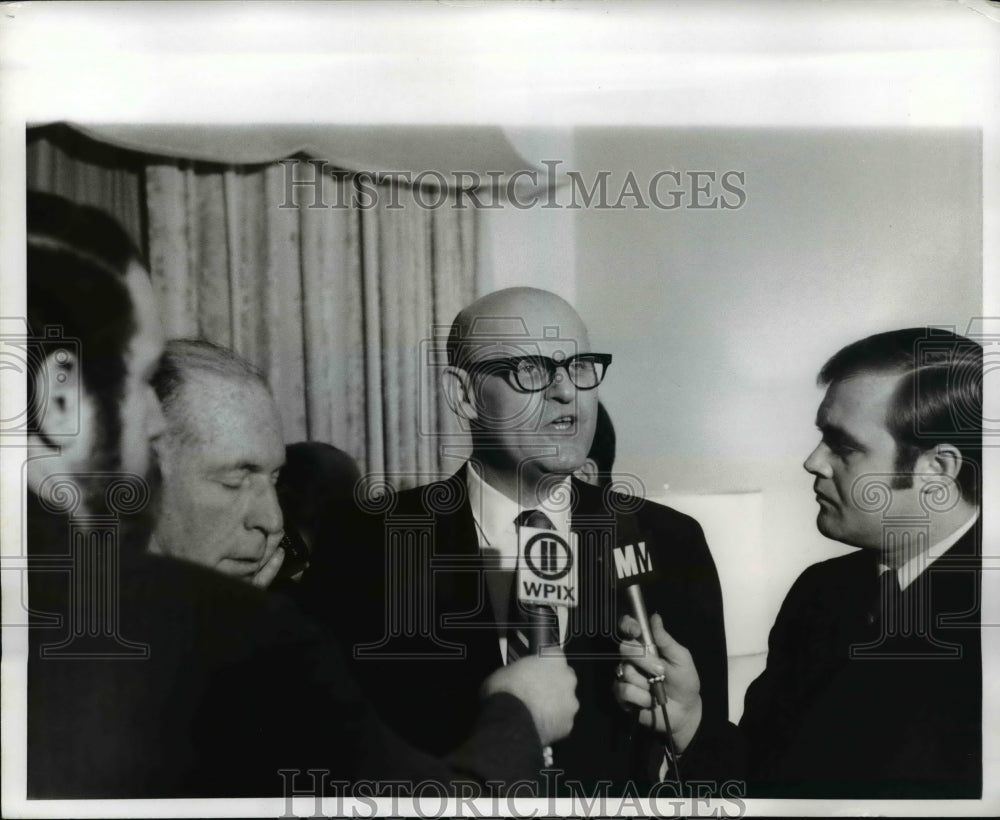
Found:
[480,127,983,666]
[476,128,577,301]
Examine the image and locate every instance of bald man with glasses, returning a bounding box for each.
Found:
[298,287,727,793]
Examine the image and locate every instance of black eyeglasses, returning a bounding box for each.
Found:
[465,353,612,393]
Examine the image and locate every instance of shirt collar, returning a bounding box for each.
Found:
[466,462,571,556]
[879,508,979,591]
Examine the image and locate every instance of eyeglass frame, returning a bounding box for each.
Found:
[462,352,613,393]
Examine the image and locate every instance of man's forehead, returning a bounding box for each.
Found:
[462,333,586,364]
[456,299,591,364]
[818,373,901,429]
[179,373,282,442]
[185,372,275,417]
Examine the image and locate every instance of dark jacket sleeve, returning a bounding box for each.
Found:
[278,571,546,791]
[360,691,544,788]
[737,564,817,781]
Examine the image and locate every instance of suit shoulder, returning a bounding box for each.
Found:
[599,493,710,548]
[385,473,469,518]
[794,549,869,586]
[631,496,707,535]
[777,549,870,614]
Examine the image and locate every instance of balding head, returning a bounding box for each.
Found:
[447,287,591,369]
[443,288,606,504]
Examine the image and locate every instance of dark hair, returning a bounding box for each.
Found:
[26,191,141,462]
[277,441,362,547]
[587,402,617,486]
[819,328,982,505]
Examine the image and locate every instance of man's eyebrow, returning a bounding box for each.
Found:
[215,461,267,474]
[816,421,864,449]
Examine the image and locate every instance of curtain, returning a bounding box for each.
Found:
[27,126,478,488]
[145,161,475,487]
[26,126,146,254]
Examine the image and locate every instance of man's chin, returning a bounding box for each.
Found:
[814,511,841,542]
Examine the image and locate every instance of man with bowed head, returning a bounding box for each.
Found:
[301,286,728,791]
[150,338,288,587]
[24,192,579,797]
[615,327,982,798]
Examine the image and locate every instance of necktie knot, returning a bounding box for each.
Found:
[515,509,555,530]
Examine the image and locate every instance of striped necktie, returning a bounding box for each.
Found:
[506,509,561,662]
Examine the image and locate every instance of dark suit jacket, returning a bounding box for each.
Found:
[298,468,728,792]
[26,494,544,798]
[737,520,982,798]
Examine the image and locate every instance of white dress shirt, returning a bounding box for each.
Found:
[465,462,572,664]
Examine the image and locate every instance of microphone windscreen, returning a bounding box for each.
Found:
[611,513,657,588]
[516,525,579,609]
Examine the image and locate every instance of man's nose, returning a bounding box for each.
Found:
[803,443,832,477]
[545,366,576,402]
[248,483,284,535]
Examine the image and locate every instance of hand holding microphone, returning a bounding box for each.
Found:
[614,612,703,754]
[481,650,579,747]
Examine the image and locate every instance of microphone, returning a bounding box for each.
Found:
[515,518,579,645]
[611,513,682,782]
[515,515,579,767]
[611,515,667,708]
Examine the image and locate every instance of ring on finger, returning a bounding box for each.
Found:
[615,663,626,681]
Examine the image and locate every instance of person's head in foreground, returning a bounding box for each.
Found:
[443,287,610,506]
[804,327,982,564]
[151,339,286,585]
[26,191,166,548]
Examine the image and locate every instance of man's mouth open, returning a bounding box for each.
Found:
[549,415,576,431]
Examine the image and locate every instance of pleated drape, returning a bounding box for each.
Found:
[27,128,478,489]
[26,127,145,254]
[145,162,476,488]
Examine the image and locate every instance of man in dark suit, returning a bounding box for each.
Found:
[24,193,579,798]
[299,287,728,791]
[615,328,983,798]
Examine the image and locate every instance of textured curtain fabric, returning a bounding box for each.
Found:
[26,125,478,488]
[145,161,476,487]
[26,126,146,253]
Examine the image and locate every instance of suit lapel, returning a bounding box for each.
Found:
[429,467,505,670]
[566,480,618,655]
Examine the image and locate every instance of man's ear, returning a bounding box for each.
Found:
[441,365,478,423]
[33,347,85,443]
[917,443,963,489]
[574,457,600,487]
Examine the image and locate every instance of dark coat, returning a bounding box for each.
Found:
[26,493,543,798]
[737,520,982,798]
[298,468,728,793]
